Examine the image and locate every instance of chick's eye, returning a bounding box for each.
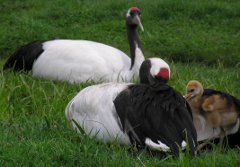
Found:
[187,89,194,93]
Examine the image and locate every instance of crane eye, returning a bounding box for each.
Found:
[130,11,141,16]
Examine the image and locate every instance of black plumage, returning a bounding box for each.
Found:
[114,81,197,157]
[139,59,169,84]
[226,126,240,147]
[3,40,44,71]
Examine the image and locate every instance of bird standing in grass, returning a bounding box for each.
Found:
[185,80,240,148]
[3,7,144,83]
[65,58,197,157]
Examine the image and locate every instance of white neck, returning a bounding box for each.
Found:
[117,46,144,82]
[128,46,145,81]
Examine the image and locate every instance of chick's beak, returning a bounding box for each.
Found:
[185,93,193,100]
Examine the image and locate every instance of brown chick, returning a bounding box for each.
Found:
[185,80,204,116]
[185,80,240,148]
[202,94,238,129]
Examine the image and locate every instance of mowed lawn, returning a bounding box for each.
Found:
[0,0,240,166]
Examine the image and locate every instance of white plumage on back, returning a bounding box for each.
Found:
[33,40,132,83]
[65,82,131,144]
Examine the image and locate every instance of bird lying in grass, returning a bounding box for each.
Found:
[3,7,145,83]
[185,80,240,150]
[65,58,197,157]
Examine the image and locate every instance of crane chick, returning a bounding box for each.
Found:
[185,80,240,145]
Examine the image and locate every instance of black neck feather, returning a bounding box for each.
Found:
[126,23,142,69]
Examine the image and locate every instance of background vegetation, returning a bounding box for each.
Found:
[0,0,240,166]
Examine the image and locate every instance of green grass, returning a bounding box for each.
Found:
[1,0,240,66]
[0,0,240,166]
[1,63,240,166]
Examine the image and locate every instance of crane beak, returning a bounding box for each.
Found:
[135,15,144,32]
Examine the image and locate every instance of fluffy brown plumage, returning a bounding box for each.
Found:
[185,80,238,130]
[185,80,240,148]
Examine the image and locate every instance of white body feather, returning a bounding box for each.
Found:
[65,82,172,152]
[194,115,240,141]
[32,40,145,83]
[65,83,131,144]
[65,83,172,152]
[65,58,174,152]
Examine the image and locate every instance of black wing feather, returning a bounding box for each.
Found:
[3,40,44,71]
[114,82,197,157]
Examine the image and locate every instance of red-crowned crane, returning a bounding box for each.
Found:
[65,58,197,157]
[4,7,145,83]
